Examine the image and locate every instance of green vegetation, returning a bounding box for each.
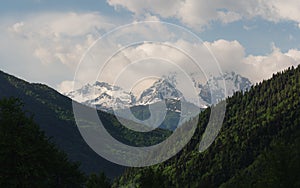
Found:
[0,97,119,187]
[98,108,172,147]
[86,172,111,188]
[113,66,300,187]
[0,97,86,187]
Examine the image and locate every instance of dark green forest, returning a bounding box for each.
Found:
[0,97,111,187]
[113,66,300,187]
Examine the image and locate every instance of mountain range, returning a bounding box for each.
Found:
[65,72,251,131]
[66,72,252,112]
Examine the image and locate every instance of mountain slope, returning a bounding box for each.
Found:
[137,78,183,105]
[0,70,171,178]
[0,98,86,187]
[0,70,124,178]
[127,98,201,130]
[113,66,300,187]
[66,81,136,111]
[199,71,252,104]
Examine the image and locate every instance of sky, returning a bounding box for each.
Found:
[1,0,300,94]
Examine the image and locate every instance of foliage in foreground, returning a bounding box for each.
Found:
[0,97,112,187]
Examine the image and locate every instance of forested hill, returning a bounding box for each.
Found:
[0,70,171,178]
[113,65,300,188]
[0,70,125,178]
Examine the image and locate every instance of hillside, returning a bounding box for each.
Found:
[113,65,300,187]
[0,98,86,187]
[0,70,171,178]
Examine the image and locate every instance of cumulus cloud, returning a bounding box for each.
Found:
[204,40,246,72]
[6,12,300,93]
[57,80,75,93]
[242,46,300,82]
[102,39,300,85]
[202,40,300,83]
[107,0,300,30]
[107,0,181,18]
[72,37,300,94]
[33,48,53,65]
[9,22,25,33]
[8,12,115,67]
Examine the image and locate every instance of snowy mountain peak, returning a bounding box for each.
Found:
[199,72,252,104]
[65,81,136,111]
[137,78,184,105]
[94,81,122,91]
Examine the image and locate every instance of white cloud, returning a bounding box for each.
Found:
[268,0,300,23]
[242,49,296,82]
[8,12,115,68]
[9,22,25,33]
[107,0,300,30]
[115,39,300,85]
[217,11,241,24]
[107,0,181,18]
[5,12,300,93]
[33,47,53,65]
[45,12,112,37]
[181,40,299,83]
[204,40,246,72]
[57,80,75,93]
[2,11,120,91]
[286,49,300,61]
[75,37,300,92]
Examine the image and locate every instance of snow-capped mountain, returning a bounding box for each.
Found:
[199,72,252,104]
[65,72,251,130]
[65,81,136,111]
[137,78,184,105]
[65,72,252,112]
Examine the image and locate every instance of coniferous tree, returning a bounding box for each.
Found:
[86,172,111,188]
[0,97,86,187]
